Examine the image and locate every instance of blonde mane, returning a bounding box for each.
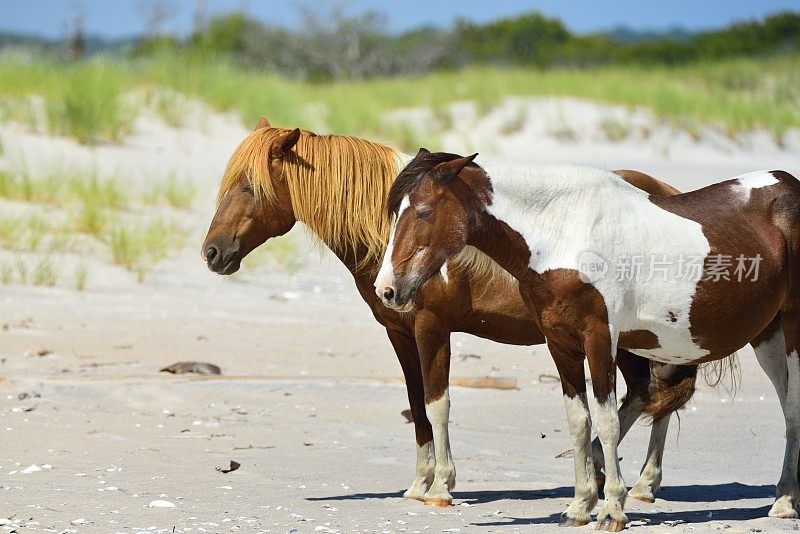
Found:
[218,126,513,281]
[219,127,402,268]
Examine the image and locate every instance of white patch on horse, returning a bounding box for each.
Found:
[375,196,410,298]
[481,161,711,364]
[733,170,779,202]
[439,260,449,284]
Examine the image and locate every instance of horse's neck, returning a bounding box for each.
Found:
[469,213,535,283]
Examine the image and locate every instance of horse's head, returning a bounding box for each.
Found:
[375,149,479,311]
[202,117,301,274]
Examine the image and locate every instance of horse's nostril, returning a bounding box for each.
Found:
[205,245,219,264]
[383,287,395,301]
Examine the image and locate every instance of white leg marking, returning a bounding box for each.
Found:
[403,440,435,501]
[629,415,669,503]
[773,349,800,518]
[754,327,800,518]
[562,393,598,525]
[754,328,788,409]
[423,392,455,505]
[592,396,644,483]
[593,393,628,528]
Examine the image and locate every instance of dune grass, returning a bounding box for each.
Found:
[0,163,190,284]
[32,256,58,286]
[141,173,196,209]
[0,54,798,147]
[242,233,305,276]
[73,262,88,290]
[0,260,11,284]
[109,217,184,281]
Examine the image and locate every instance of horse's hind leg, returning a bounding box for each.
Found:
[386,329,435,502]
[630,361,700,502]
[628,412,669,503]
[752,314,800,518]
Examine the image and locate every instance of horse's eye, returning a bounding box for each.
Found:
[242,182,254,195]
[417,208,433,220]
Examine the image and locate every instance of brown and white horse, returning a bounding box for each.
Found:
[377,149,800,529]
[202,118,698,508]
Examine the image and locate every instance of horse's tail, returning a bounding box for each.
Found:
[643,364,698,421]
[701,352,741,397]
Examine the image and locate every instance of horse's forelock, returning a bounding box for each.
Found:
[387,152,464,216]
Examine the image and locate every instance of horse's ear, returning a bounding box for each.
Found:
[433,153,478,184]
[416,147,431,157]
[255,116,271,129]
[275,128,301,157]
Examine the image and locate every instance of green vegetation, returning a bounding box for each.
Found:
[599,117,631,142]
[242,233,304,276]
[0,53,798,146]
[46,62,134,144]
[0,165,192,285]
[14,255,28,283]
[109,218,183,282]
[73,262,88,291]
[0,261,11,284]
[130,10,800,77]
[142,173,196,209]
[32,256,58,286]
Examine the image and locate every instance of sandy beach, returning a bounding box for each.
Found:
[2,98,800,533]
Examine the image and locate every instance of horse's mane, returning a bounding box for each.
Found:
[219,126,401,267]
[387,151,465,215]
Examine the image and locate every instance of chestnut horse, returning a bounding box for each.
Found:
[202,118,697,507]
[378,149,800,529]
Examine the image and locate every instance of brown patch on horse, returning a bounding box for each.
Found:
[649,175,794,359]
[619,330,661,350]
[527,268,617,403]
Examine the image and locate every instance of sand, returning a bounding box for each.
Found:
[2,97,800,533]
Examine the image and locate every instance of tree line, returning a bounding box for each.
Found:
[4,8,800,81]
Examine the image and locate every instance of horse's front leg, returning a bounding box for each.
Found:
[586,325,628,532]
[550,343,598,528]
[592,350,650,490]
[414,311,455,506]
[386,328,435,502]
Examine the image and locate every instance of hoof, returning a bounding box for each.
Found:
[403,489,426,502]
[559,514,590,528]
[628,490,655,504]
[424,497,451,507]
[768,502,799,519]
[596,518,627,532]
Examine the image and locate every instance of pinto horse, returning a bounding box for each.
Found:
[377,149,800,529]
[202,117,698,507]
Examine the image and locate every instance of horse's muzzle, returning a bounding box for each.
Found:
[204,241,241,275]
[377,279,416,313]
